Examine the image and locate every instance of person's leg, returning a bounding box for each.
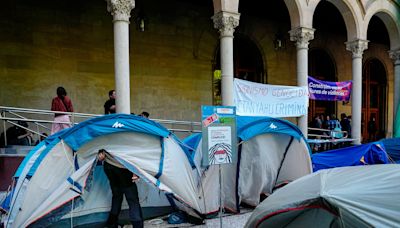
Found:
[104,163,124,227]
[124,183,143,228]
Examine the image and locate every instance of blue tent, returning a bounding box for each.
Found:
[380,138,400,163]
[236,116,307,142]
[311,142,391,172]
[2,114,207,227]
[186,116,312,214]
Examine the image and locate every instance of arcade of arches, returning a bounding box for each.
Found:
[0,0,399,144]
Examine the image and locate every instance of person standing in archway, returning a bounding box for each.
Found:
[367,116,377,142]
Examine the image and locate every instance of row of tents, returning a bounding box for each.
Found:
[1,114,399,227]
[0,114,312,227]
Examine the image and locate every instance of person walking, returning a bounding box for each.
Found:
[98,149,143,228]
[51,87,73,134]
[104,90,116,114]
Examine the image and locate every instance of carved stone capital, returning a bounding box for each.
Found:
[346,40,369,58]
[106,0,135,22]
[389,49,400,65]
[289,27,315,49]
[212,11,240,37]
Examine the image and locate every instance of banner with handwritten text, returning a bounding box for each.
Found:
[233,79,308,117]
[308,76,352,101]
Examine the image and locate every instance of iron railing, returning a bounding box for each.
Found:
[0,106,201,149]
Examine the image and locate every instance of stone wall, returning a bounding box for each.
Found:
[0,0,393,129]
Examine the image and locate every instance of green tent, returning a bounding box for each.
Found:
[394,105,400,137]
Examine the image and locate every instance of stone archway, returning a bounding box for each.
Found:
[308,49,337,123]
[362,58,387,142]
[212,35,265,105]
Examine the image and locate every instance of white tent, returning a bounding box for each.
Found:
[245,164,400,228]
[184,116,312,214]
[2,114,205,227]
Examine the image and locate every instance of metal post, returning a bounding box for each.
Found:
[2,111,7,147]
[219,164,223,228]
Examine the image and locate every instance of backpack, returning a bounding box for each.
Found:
[331,121,343,139]
[167,211,187,224]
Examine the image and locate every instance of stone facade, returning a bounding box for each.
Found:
[0,0,398,135]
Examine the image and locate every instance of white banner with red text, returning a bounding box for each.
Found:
[233,79,309,117]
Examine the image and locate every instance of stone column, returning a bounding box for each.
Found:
[212,11,240,106]
[389,49,400,135]
[106,0,135,114]
[289,27,315,138]
[346,40,368,144]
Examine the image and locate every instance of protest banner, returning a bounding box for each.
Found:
[308,76,352,101]
[233,78,308,117]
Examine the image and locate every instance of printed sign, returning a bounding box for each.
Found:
[308,76,352,101]
[233,78,308,117]
[207,126,232,165]
[201,106,237,167]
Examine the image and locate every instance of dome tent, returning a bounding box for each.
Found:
[311,142,391,172]
[245,165,400,228]
[2,114,204,227]
[184,116,312,214]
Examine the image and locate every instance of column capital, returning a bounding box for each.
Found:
[106,0,135,22]
[389,49,400,65]
[289,27,315,49]
[212,11,240,38]
[346,39,369,58]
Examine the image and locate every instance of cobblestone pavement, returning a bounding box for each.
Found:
[139,209,253,228]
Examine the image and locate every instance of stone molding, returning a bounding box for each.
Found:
[345,40,369,58]
[212,11,240,38]
[289,27,315,49]
[389,49,400,65]
[106,0,135,22]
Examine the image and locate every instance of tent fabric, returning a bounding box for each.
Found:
[311,142,390,172]
[182,133,202,159]
[236,116,306,142]
[3,114,205,228]
[380,138,400,163]
[245,165,400,228]
[394,105,400,137]
[187,116,312,214]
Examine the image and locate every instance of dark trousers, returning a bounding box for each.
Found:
[104,162,143,228]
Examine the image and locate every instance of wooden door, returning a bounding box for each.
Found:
[308,49,336,123]
[362,59,387,142]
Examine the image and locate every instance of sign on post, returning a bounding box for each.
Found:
[201,106,237,167]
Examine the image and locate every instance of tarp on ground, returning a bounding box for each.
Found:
[311,142,390,172]
[245,165,400,228]
[186,116,312,214]
[2,114,206,228]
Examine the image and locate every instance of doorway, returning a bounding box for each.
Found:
[308,49,337,123]
[362,58,387,142]
[212,35,265,105]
